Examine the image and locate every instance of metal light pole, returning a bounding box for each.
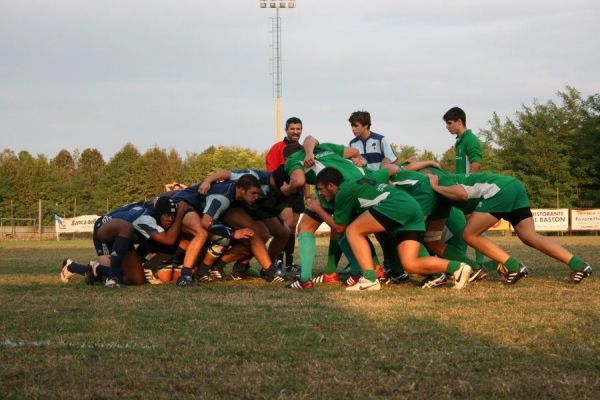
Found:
[259,1,296,142]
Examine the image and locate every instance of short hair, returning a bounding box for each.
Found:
[283,142,303,159]
[443,107,466,125]
[348,111,371,128]
[235,174,261,190]
[315,167,344,187]
[285,117,302,130]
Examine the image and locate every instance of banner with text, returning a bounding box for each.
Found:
[571,209,600,231]
[531,209,569,231]
[54,215,100,234]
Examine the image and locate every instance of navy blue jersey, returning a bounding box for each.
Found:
[230,169,272,196]
[107,201,153,223]
[171,181,239,221]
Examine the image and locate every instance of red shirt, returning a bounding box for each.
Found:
[265,139,289,171]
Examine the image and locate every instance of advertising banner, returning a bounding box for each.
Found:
[54,215,100,235]
[531,209,569,232]
[571,209,600,231]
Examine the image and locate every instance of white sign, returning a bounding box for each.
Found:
[531,209,569,232]
[571,209,600,231]
[55,215,100,234]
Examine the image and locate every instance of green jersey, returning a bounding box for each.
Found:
[437,173,523,214]
[284,143,365,185]
[389,170,439,216]
[333,175,425,232]
[455,129,482,175]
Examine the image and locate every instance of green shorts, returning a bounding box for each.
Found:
[476,180,530,213]
[371,192,426,233]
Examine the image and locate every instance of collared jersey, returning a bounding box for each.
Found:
[349,131,397,171]
[265,137,292,171]
[284,143,366,185]
[455,129,482,175]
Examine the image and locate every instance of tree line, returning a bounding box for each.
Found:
[1,87,598,225]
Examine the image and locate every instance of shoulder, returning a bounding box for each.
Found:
[369,132,385,141]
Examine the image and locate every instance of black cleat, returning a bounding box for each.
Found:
[504,264,529,285]
[176,275,195,287]
[570,264,592,284]
[468,267,488,282]
[382,272,410,285]
[261,263,286,283]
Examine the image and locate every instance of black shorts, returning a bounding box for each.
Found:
[92,216,112,256]
[286,192,305,214]
[369,209,423,244]
[303,206,334,225]
[491,207,533,227]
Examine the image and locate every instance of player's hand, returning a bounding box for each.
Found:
[176,200,188,214]
[427,173,439,187]
[303,153,315,168]
[233,228,254,240]
[351,157,365,167]
[198,181,211,195]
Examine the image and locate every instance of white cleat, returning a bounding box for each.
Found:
[60,258,75,283]
[452,263,473,290]
[345,277,381,291]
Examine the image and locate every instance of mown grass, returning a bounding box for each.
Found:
[0,237,599,399]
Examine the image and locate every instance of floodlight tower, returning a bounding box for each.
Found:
[259,1,296,142]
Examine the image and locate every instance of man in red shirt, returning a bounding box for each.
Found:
[265,117,305,271]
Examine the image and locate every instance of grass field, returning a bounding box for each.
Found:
[1,236,599,399]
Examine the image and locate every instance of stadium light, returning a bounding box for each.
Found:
[259,1,297,142]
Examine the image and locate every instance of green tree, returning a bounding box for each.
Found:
[96,143,144,211]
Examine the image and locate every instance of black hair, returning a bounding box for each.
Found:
[443,107,466,125]
[283,142,303,159]
[315,167,344,187]
[285,117,302,130]
[348,111,371,128]
[236,174,261,190]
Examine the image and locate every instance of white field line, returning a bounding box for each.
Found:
[2,338,154,350]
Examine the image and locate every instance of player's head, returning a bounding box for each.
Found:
[315,167,343,203]
[235,174,262,205]
[443,107,466,134]
[153,196,177,229]
[283,142,303,159]
[285,117,303,143]
[349,111,371,136]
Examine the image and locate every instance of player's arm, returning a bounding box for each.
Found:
[306,199,346,233]
[380,137,398,167]
[427,174,468,202]
[378,163,400,177]
[343,147,368,167]
[198,170,231,194]
[404,160,442,171]
[302,135,319,168]
[149,201,188,245]
[280,169,305,196]
[467,136,483,173]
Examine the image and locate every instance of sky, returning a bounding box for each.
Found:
[2,0,599,161]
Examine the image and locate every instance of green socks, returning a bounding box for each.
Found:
[505,256,521,273]
[338,235,361,275]
[446,260,461,275]
[299,232,316,281]
[324,239,342,274]
[567,255,587,271]
[443,244,479,269]
[363,269,377,282]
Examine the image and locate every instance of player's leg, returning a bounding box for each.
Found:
[512,214,592,283]
[175,210,209,286]
[344,211,385,291]
[95,218,135,288]
[223,208,284,282]
[286,212,320,288]
[261,216,291,263]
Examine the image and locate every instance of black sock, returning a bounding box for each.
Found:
[285,233,296,266]
[96,265,110,278]
[109,235,130,281]
[68,262,89,276]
